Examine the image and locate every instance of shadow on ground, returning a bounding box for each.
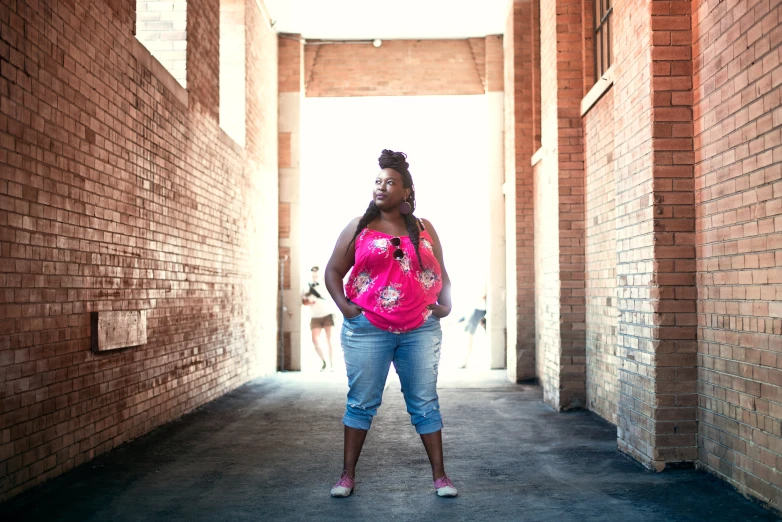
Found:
[2,370,780,521]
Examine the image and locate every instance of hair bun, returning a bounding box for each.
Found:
[379,149,409,171]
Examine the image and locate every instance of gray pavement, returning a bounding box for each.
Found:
[1,369,779,521]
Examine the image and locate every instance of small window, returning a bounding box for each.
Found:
[594,0,613,81]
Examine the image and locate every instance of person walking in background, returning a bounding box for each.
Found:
[324,149,457,498]
[302,266,335,371]
[460,288,486,369]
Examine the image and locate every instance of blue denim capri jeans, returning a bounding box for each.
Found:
[340,313,443,435]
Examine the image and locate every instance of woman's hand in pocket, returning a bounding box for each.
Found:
[427,303,451,319]
[342,303,363,319]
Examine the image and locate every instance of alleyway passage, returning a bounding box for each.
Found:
[2,370,778,521]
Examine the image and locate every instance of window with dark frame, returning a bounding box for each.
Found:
[594,0,613,82]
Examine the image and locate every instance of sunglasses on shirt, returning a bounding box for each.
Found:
[390,237,405,260]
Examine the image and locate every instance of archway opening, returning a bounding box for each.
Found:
[298,95,494,377]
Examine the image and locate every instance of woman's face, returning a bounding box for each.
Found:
[374,168,410,211]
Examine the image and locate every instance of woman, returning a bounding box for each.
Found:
[302,266,335,371]
[324,149,457,498]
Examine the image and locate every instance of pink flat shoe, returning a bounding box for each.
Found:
[331,470,355,497]
[434,475,458,497]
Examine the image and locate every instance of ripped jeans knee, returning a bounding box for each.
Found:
[342,401,377,431]
[409,403,443,434]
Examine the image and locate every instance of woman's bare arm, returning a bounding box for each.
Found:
[325,217,363,317]
[423,218,452,317]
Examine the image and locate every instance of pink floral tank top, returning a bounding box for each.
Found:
[346,227,443,333]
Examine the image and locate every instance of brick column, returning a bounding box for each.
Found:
[531,0,541,151]
[278,34,303,371]
[648,0,698,466]
[504,0,537,382]
[245,0,280,374]
[535,0,587,410]
[614,0,697,470]
[554,0,587,410]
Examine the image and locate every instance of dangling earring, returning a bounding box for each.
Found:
[399,199,412,214]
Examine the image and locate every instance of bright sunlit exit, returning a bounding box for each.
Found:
[300,95,492,374]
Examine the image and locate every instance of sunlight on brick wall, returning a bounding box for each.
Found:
[136,0,187,88]
[220,0,246,146]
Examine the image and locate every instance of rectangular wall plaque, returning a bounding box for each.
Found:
[91,311,148,352]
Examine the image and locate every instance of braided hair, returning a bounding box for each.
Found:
[347,149,423,267]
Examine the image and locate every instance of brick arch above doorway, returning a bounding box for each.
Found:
[302,36,503,97]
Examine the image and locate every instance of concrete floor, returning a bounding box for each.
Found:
[2,369,780,521]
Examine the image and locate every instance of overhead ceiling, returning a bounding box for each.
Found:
[262,0,508,41]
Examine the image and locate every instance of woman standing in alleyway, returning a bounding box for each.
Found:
[324,149,457,498]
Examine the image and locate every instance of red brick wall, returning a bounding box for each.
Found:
[612,0,658,467]
[187,0,220,120]
[504,3,518,381]
[554,0,587,410]
[527,0,780,506]
[648,0,698,467]
[611,0,698,471]
[535,0,562,404]
[304,39,485,97]
[246,0,278,167]
[693,0,782,507]
[506,0,537,382]
[581,0,595,93]
[468,37,487,90]
[584,88,619,425]
[277,33,302,371]
[534,0,587,410]
[534,152,562,402]
[279,35,303,94]
[0,0,278,500]
[532,0,541,150]
[485,35,504,93]
[277,34,300,252]
[245,0,280,375]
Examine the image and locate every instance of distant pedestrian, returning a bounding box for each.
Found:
[324,149,457,498]
[302,266,335,371]
[460,289,486,369]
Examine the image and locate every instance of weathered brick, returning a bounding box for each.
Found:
[506,0,537,383]
[694,0,782,508]
[0,0,278,502]
[305,39,485,97]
